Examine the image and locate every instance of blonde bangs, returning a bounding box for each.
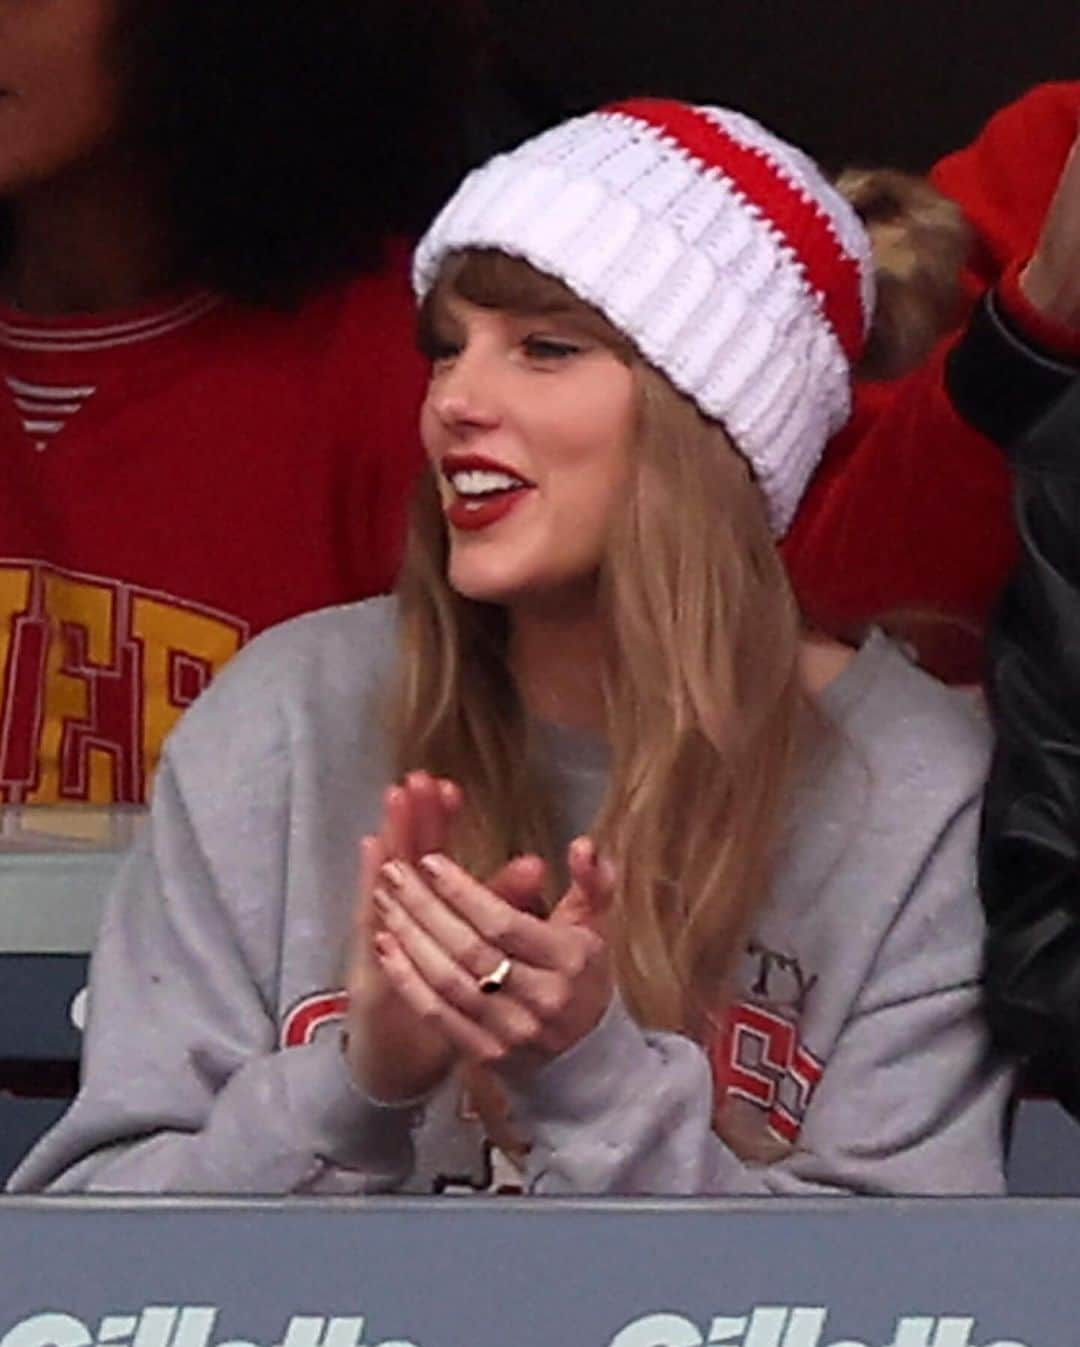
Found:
[418,249,637,362]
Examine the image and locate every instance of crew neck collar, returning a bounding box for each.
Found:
[0,288,220,352]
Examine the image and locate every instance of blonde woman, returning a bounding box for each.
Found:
[10,100,1011,1197]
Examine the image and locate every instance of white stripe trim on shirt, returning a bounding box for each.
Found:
[6,375,97,400]
[15,398,82,416]
[0,292,220,353]
[3,374,98,447]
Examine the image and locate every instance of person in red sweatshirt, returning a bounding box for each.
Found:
[0,0,477,805]
[783,81,1080,679]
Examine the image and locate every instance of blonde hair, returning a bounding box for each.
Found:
[395,250,808,1032]
[837,166,971,381]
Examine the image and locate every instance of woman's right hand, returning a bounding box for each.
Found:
[344,771,546,1103]
[346,836,456,1101]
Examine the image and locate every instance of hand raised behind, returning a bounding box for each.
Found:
[1022,125,1080,330]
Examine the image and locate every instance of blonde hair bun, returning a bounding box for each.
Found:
[836,167,971,381]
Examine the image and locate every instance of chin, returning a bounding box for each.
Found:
[446,568,522,606]
[446,564,599,619]
[445,543,532,606]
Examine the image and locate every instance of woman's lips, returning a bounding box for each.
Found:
[445,486,532,532]
[440,452,535,533]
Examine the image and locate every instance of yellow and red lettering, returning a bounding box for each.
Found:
[0,561,248,804]
[30,572,117,804]
[0,567,34,792]
[132,595,242,790]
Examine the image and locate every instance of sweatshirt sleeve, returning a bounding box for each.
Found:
[6,672,417,1196]
[508,798,1010,1196]
[980,380,1080,1117]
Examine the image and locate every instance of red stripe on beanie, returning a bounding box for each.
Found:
[605,98,867,361]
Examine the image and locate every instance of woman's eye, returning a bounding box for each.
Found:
[421,334,461,364]
[523,335,583,361]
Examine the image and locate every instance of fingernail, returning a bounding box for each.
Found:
[418,852,448,881]
[373,932,393,958]
[381,860,406,887]
[567,838,592,873]
[372,886,394,916]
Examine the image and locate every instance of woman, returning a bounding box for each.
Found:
[10,99,1011,1196]
[0,0,474,804]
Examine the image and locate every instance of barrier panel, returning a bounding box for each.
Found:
[0,1197,1077,1347]
[0,808,138,1183]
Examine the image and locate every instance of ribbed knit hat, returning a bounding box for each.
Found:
[413,98,875,535]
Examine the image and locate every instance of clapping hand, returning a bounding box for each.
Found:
[344,771,548,1102]
[370,835,617,1078]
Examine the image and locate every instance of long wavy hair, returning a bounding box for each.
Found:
[394,250,809,1033]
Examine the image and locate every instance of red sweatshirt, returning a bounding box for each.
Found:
[0,243,425,804]
[783,82,1080,673]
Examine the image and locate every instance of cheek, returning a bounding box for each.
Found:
[534,432,628,579]
[46,84,117,162]
[548,397,632,513]
[0,109,116,200]
[0,18,121,188]
[418,398,439,459]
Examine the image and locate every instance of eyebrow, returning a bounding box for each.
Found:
[429,289,611,343]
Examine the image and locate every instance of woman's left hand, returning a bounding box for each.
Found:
[371,837,616,1076]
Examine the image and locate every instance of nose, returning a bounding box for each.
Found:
[427,346,501,436]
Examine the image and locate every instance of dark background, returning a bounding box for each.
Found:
[485,1,1077,171]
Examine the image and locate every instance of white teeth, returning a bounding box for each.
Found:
[449,468,526,497]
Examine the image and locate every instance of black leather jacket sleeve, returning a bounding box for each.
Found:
[948,292,1080,446]
[980,376,1080,1114]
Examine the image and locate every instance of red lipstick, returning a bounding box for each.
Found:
[445,493,529,531]
[440,451,533,479]
[441,452,534,533]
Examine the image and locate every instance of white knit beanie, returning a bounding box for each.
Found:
[413,98,875,536]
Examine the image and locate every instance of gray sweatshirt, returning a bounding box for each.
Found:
[8,598,1011,1197]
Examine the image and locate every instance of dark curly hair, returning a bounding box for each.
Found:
[1,0,483,307]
